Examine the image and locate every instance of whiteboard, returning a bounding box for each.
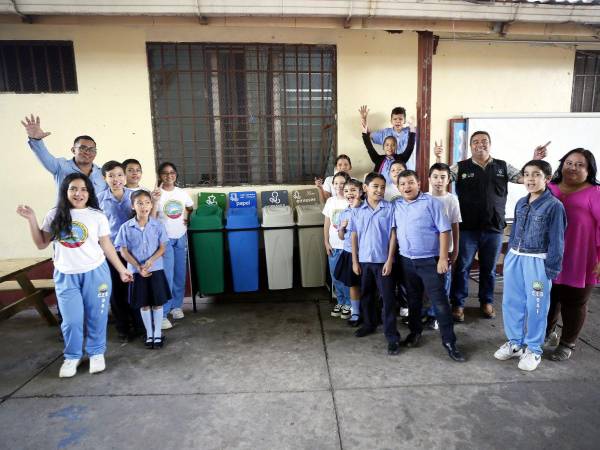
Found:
[464,113,600,220]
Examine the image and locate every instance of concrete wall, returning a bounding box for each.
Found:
[0,21,573,258]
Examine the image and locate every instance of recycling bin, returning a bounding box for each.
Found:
[262,205,295,290]
[188,204,225,295]
[296,204,327,287]
[226,208,260,292]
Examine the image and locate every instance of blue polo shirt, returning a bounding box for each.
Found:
[28,138,107,198]
[339,208,353,253]
[97,188,134,242]
[392,192,451,259]
[115,217,169,273]
[347,199,394,263]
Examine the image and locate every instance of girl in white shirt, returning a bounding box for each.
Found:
[152,162,194,329]
[17,173,132,378]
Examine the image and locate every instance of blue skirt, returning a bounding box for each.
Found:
[333,250,361,287]
[128,269,172,309]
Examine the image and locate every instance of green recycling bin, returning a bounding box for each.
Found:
[189,204,225,295]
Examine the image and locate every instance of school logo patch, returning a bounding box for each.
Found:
[163,200,184,219]
[531,281,544,298]
[97,283,109,299]
[58,221,88,248]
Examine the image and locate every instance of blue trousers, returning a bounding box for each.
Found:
[502,251,551,355]
[451,230,503,307]
[54,261,111,360]
[400,256,456,345]
[328,248,350,305]
[163,234,188,317]
[360,262,399,344]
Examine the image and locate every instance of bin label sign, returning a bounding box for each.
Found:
[291,188,320,207]
[199,192,227,210]
[229,191,257,209]
[261,190,289,206]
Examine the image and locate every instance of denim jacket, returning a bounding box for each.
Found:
[509,188,567,280]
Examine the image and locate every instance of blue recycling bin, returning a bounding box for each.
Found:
[226,208,260,292]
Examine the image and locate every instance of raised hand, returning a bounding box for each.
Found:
[314,177,324,188]
[21,114,51,140]
[358,105,369,132]
[407,115,416,132]
[16,205,36,220]
[533,141,550,160]
[434,140,444,160]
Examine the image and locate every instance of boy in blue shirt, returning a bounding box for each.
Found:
[348,172,400,355]
[393,170,465,362]
[494,160,566,371]
[97,160,139,342]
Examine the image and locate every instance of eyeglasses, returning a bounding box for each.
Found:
[74,145,97,154]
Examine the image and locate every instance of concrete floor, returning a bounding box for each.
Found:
[1,282,599,450]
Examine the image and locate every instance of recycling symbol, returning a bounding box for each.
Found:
[206,195,217,206]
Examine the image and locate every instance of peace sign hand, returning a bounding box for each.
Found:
[21,114,51,140]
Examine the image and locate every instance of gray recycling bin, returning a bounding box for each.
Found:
[262,205,295,290]
[296,204,326,287]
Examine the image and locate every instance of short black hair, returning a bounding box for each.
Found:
[364,172,386,185]
[521,160,552,178]
[552,148,599,186]
[333,171,351,183]
[397,169,419,181]
[390,107,406,118]
[122,158,142,170]
[469,131,491,145]
[391,161,406,170]
[101,160,124,176]
[344,179,363,191]
[73,135,96,146]
[335,154,352,166]
[429,162,451,178]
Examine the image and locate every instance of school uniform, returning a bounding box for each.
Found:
[115,217,171,309]
[156,187,194,317]
[322,197,350,306]
[393,192,457,345]
[98,188,139,336]
[363,132,415,185]
[41,207,112,360]
[333,207,361,287]
[347,200,399,343]
[369,127,417,171]
[502,188,566,355]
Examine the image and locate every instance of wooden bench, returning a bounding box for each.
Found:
[0,258,58,326]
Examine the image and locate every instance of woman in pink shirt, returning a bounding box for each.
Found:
[546,148,600,361]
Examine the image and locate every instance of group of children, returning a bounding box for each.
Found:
[18,155,193,378]
[319,105,567,371]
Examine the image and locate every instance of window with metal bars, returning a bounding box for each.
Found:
[147,43,337,186]
[0,41,77,93]
[571,50,600,112]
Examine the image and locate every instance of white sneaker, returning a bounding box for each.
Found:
[59,359,81,378]
[494,341,524,361]
[161,317,173,330]
[518,349,541,371]
[399,307,409,317]
[89,354,106,374]
[171,308,184,320]
[340,305,352,320]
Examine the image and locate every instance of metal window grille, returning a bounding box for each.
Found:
[0,41,77,93]
[571,50,600,112]
[147,43,337,186]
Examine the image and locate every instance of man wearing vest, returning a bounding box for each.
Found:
[437,131,548,322]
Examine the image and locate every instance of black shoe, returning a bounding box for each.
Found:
[402,332,422,348]
[153,336,166,349]
[354,327,376,338]
[444,343,465,362]
[144,337,154,349]
[387,342,401,355]
[347,315,361,327]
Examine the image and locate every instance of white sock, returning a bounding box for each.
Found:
[140,309,153,338]
[152,308,163,339]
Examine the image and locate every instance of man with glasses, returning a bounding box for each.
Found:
[21,114,107,198]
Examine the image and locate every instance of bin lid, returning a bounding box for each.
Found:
[189,205,224,230]
[198,192,227,210]
[226,208,259,229]
[295,204,325,226]
[261,205,294,227]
